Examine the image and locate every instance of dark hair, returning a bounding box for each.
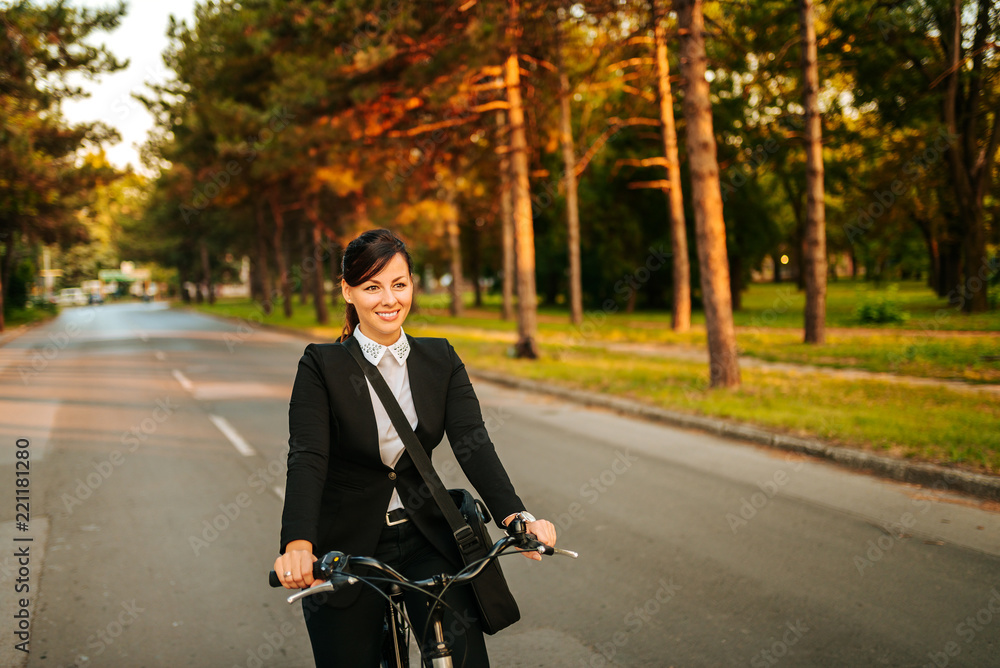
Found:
[339,228,414,342]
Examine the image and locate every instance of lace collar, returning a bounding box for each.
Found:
[353,326,410,366]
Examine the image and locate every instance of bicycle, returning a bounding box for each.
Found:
[269,519,578,667]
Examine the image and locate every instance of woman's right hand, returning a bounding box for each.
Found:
[274,540,319,589]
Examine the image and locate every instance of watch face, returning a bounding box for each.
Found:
[520,512,536,523]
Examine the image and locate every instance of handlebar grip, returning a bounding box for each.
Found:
[268,561,327,588]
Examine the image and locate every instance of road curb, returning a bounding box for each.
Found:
[466,368,1000,503]
[177,305,1000,502]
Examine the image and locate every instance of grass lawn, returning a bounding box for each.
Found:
[183,295,1000,474]
[2,305,59,331]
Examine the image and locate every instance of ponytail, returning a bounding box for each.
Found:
[339,302,360,342]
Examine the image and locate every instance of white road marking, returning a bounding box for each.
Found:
[208,414,257,457]
[172,369,194,392]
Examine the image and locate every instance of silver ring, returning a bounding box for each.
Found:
[284,571,292,578]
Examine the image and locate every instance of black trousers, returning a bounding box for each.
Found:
[301,519,490,667]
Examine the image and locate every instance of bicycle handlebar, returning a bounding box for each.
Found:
[268,520,576,598]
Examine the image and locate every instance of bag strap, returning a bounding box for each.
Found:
[344,337,482,556]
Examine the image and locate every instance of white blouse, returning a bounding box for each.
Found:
[353,326,416,513]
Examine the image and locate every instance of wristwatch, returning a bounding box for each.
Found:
[513,511,536,524]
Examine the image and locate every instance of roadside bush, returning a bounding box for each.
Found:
[854,285,910,324]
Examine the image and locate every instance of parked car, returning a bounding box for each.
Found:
[57,288,88,306]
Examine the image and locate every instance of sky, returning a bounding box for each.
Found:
[62,1,199,172]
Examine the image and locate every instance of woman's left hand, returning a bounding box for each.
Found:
[522,519,557,561]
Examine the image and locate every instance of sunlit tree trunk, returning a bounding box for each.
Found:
[677,0,740,388]
[498,112,515,321]
[799,0,827,344]
[556,22,583,327]
[506,0,538,358]
[653,0,690,332]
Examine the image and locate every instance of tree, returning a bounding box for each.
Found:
[799,0,827,343]
[830,0,999,311]
[555,16,584,326]
[0,1,125,330]
[653,0,691,332]
[507,0,540,358]
[676,0,740,388]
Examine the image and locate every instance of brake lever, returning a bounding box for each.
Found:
[286,574,358,604]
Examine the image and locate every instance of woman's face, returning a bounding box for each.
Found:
[342,252,413,346]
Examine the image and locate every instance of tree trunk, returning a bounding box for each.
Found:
[255,202,274,314]
[0,235,12,332]
[913,213,941,293]
[653,0,691,333]
[298,224,309,306]
[799,0,827,344]
[729,252,743,311]
[677,0,740,388]
[940,0,991,312]
[506,0,538,359]
[269,194,293,318]
[556,22,584,327]
[329,240,340,308]
[448,208,464,318]
[471,227,483,308]
[200,238,215,306]
[304,201,329,325]
[179,267,192,304]
[498,113,516,322]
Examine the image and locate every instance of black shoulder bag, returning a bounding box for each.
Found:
[345,341,521,635]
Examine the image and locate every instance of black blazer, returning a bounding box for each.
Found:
[279,334,524,604]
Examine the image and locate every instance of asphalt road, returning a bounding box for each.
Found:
[1,302,998,668]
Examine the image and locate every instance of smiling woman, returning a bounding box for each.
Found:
[273,227,557,666]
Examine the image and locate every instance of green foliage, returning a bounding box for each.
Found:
[0,1,126,325]
[853,285,911,324]
[2,258,35,314]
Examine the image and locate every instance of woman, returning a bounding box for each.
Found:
[274,228,557,667]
